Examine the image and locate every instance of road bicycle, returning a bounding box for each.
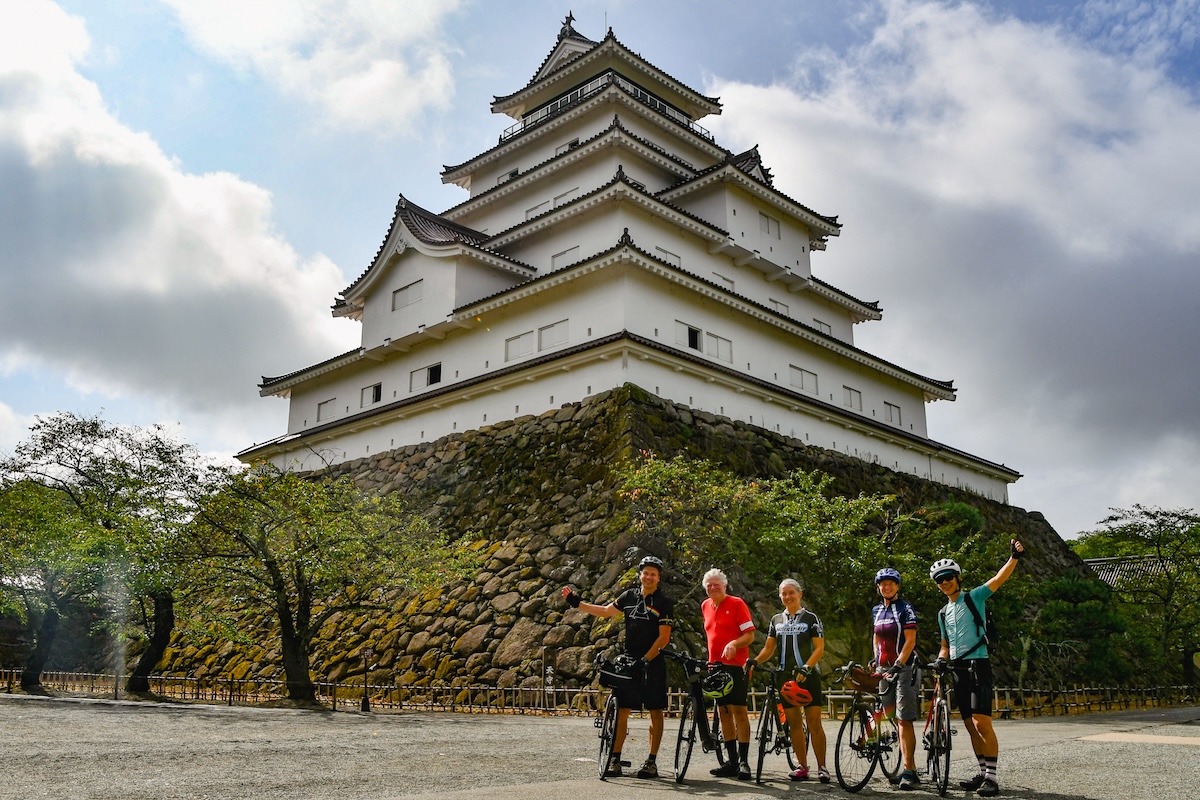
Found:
[921,660,955,795]
[749,666,800,784]
[593,654,632,781]
[832,662,902,792]
[661,649,726,784]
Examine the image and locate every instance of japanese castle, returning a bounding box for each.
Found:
[240,16,1019,502]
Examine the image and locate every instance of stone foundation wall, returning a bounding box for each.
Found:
[156,385,1084,693]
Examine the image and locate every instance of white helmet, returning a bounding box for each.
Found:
[929,558,962,582]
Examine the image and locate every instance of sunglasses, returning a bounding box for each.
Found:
[934,574,957,584]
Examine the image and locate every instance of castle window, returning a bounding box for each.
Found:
[885,402,902,426]
[411,363,442,391]
[498,168,519,184]
[790,366,818,395]
[655,247,682,267]
[553,187,578,207]
[525,200,550,219]
[361,383,382,407]
[317,398,336,422]
[676,321,702,351]
[392,279,422,312]
[770,298,789,316]
[843,386,863,411]
[539,319,569,350]
[706,332,733,362]
[551,246,580,269]
[814,318,832,335]
[713,272,735,290]
[505,331,534,361]
[760,212,780,238]
[555,138,580,155]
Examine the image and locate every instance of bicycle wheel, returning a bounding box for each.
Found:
[754,695,776,784]
[835,705,877,792]
[875,707,902,781]
[929,700,951,796]
[597,694,618,780]
[674,695,696,783]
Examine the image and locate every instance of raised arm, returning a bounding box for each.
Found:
[984,539,1024,593]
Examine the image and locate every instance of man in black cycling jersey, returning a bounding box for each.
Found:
[562,555,673,779]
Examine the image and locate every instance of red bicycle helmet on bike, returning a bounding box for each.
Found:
[780,680,812,707]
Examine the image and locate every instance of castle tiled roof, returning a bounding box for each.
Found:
[492,25,720,112]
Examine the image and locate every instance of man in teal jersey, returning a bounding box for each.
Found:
[931,539,1024,798]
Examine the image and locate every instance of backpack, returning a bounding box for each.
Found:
[938,590,997,659]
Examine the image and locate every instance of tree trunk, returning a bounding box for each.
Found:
[20,607,59,690]
[126,590,175,694]
[279,629,316,702]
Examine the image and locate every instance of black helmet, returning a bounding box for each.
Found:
[638,555,665,573]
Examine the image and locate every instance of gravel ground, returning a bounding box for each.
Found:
[2,693,1198,800]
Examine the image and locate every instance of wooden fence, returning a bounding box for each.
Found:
[3,668,1194,719]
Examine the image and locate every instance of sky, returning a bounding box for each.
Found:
[2,0,1198,540]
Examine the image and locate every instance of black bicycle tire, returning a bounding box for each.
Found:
[674,695,696,783]
[835,704,877,792]
[754,690,776,784]
[597,694,618,781]
[931,699,951,796]
[875,702,903,780]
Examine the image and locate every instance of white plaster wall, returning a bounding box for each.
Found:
[359,251,456,351]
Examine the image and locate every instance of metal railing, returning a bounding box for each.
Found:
[499,72,713,143]
[5,669,1193,720]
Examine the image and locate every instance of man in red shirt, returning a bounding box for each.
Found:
[701,568,756,779]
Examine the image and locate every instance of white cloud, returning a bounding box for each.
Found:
[0,400,36,458]
[158,0,462,134]
[0,0,358,452]
[706,0,1200,535]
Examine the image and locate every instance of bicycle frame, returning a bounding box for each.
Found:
[662,649,725,783]
[921,661,954,796]
[751,667,799,784]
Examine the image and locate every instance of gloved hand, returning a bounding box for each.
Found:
[1011,539,1024,560]
[796,664,813,679]
[561,587,582,608]
[932,657,948,672]
[744,660,757,679]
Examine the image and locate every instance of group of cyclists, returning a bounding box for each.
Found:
[561,537,1025,796]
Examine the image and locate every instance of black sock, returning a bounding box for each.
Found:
[738,741,750,761]
[725,741,738,762]
[646,754,656,763]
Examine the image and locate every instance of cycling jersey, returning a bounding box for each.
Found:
[940,585,993,661]
[765,608,823,672]
[615,587,674,659]
[872,598,918,667]
[702,594,755,667]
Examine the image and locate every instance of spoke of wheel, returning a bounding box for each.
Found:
[674,695,695,783]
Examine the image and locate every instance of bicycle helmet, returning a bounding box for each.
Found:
[780,680,812,707]
[637,555,665,573]
[701,667,734,699]
[929,558,962,582]
[874,567,902,585]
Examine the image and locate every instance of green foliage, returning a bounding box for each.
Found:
[618,452,892,642]
[1070,505,1200,683]
[185,462,479,699]
[1019,574,1131,687]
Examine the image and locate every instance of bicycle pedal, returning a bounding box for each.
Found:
[621,760,631,766]
[593,717,602,728]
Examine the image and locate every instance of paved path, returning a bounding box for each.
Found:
[1,694,1197,799]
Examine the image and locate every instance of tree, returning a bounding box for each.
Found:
[185,463,476,702]
[0,413,201,692]
[0,480,110,689]
[1071,505,1200,683]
